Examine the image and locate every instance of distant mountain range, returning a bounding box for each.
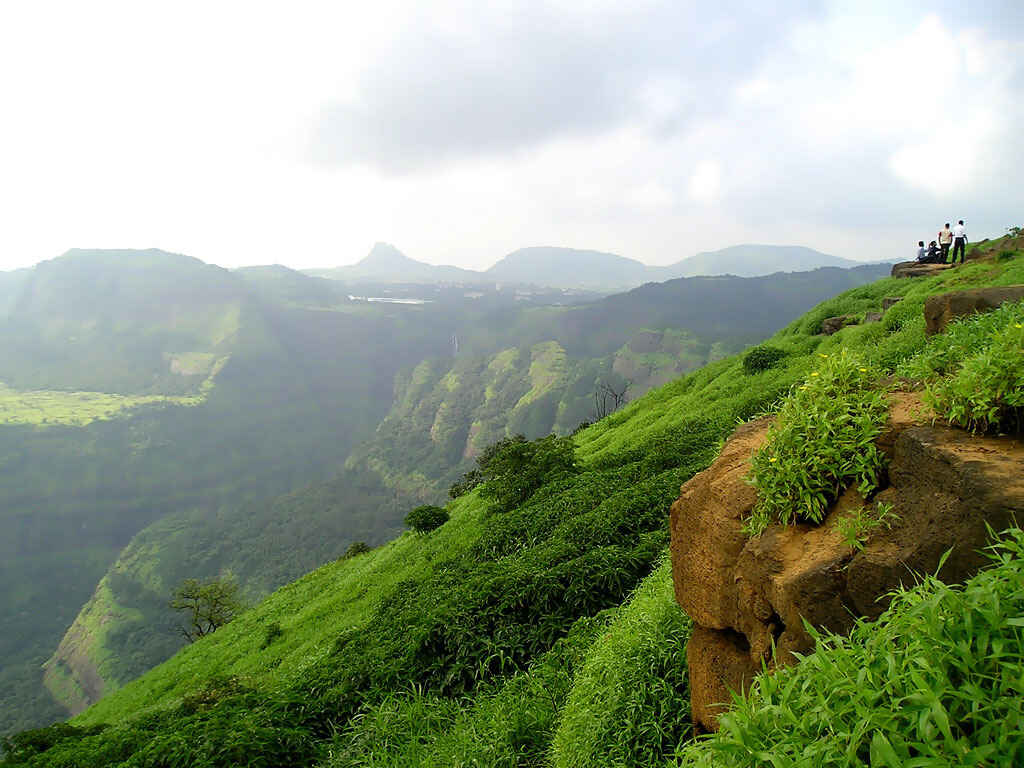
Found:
[306,242,885,291]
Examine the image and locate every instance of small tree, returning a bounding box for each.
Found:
[170,575,246,643]
[405,505,450,533]
[343,541,372,558]
[593,379,631,420]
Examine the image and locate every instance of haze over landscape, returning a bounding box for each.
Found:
[2,2,1024,767]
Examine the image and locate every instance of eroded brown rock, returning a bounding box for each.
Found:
[672,394,1024,732]
[891,261,954,278]
[820,315,857,335]
[669,417,768,630]
[923,285,1024,335]
[686,627,757,733]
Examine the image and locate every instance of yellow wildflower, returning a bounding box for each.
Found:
[769,457,778,463]
[859,367,868,372]
[1016,323,1023,328]
[811,372,820,377]
[818,353,829,358]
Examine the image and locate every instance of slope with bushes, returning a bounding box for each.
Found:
[3,234,1022,766]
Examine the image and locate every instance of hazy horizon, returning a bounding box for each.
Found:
[1,1,1021,272]
[2,240,893,276]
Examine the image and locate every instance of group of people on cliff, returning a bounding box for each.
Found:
[917,220,968,265]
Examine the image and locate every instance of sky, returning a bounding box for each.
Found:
[0,0,1021,272]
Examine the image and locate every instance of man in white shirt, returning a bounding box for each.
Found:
[951,220,967,264]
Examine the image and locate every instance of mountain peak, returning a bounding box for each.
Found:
[358,243,415,268]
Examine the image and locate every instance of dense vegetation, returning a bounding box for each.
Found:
[3,234,1021,765]
[0,250,889,733]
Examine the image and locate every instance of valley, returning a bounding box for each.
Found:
[3,233,1019,766]
[0,246,889,735]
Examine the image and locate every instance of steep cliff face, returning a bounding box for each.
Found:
[670,394,1024,732]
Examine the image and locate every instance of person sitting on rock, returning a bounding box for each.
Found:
[916,240,928,262]
[922,241,944,264]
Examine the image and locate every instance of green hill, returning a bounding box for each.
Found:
[5,234,1020,766]
[0,250,457,734]
[20,259,889,731]
[653,243,868,279]
[307,243,877,292]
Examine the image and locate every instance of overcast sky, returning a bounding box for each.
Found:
[1,0,1021,272]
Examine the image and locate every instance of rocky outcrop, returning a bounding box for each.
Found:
[670,394,1024,732]
[923,285,1024,335]
[891,262,953,278]
[820,315,857,335]
[882,297,902,311]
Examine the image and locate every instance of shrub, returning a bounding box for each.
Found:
[404,505,450,533]
[261,621,284,649]
[742,345,787,375]
[0,724,108,764]
[343,541,372,558]
[747,350,889,535]
[478,434,577,512]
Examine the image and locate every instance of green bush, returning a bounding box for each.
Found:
[747,350,888,535]
[478,433,577,513]
[261,621,284,649]
[342,541,372,558]
[404,505,450,534]
[742,345,787,375]
[674,528,1024,767]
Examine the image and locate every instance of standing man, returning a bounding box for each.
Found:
[951,220,968,264]
[938,223,954,262]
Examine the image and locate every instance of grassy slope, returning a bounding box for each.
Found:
[5,237,1022,766]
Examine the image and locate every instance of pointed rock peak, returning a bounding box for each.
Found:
[359,242,414,267]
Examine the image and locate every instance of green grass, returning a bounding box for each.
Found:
[0,355,226,427]
[0,384,203,427]
[550,557,692,768]
[905,300,1024,433]
[5,236,1023,767]
[78,489,488,726]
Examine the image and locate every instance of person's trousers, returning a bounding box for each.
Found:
[940,242,951,261]
[952,237,966,263]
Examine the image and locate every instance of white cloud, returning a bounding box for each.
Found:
[0,1,1020,272]
[688,160,722,204]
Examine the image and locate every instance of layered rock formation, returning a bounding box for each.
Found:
[890,262,954,278]
[670,393,1024,732]
[924,285,1024,335]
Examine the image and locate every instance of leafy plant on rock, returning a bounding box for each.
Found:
[835,502,899,551]
[747,350,889,536]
